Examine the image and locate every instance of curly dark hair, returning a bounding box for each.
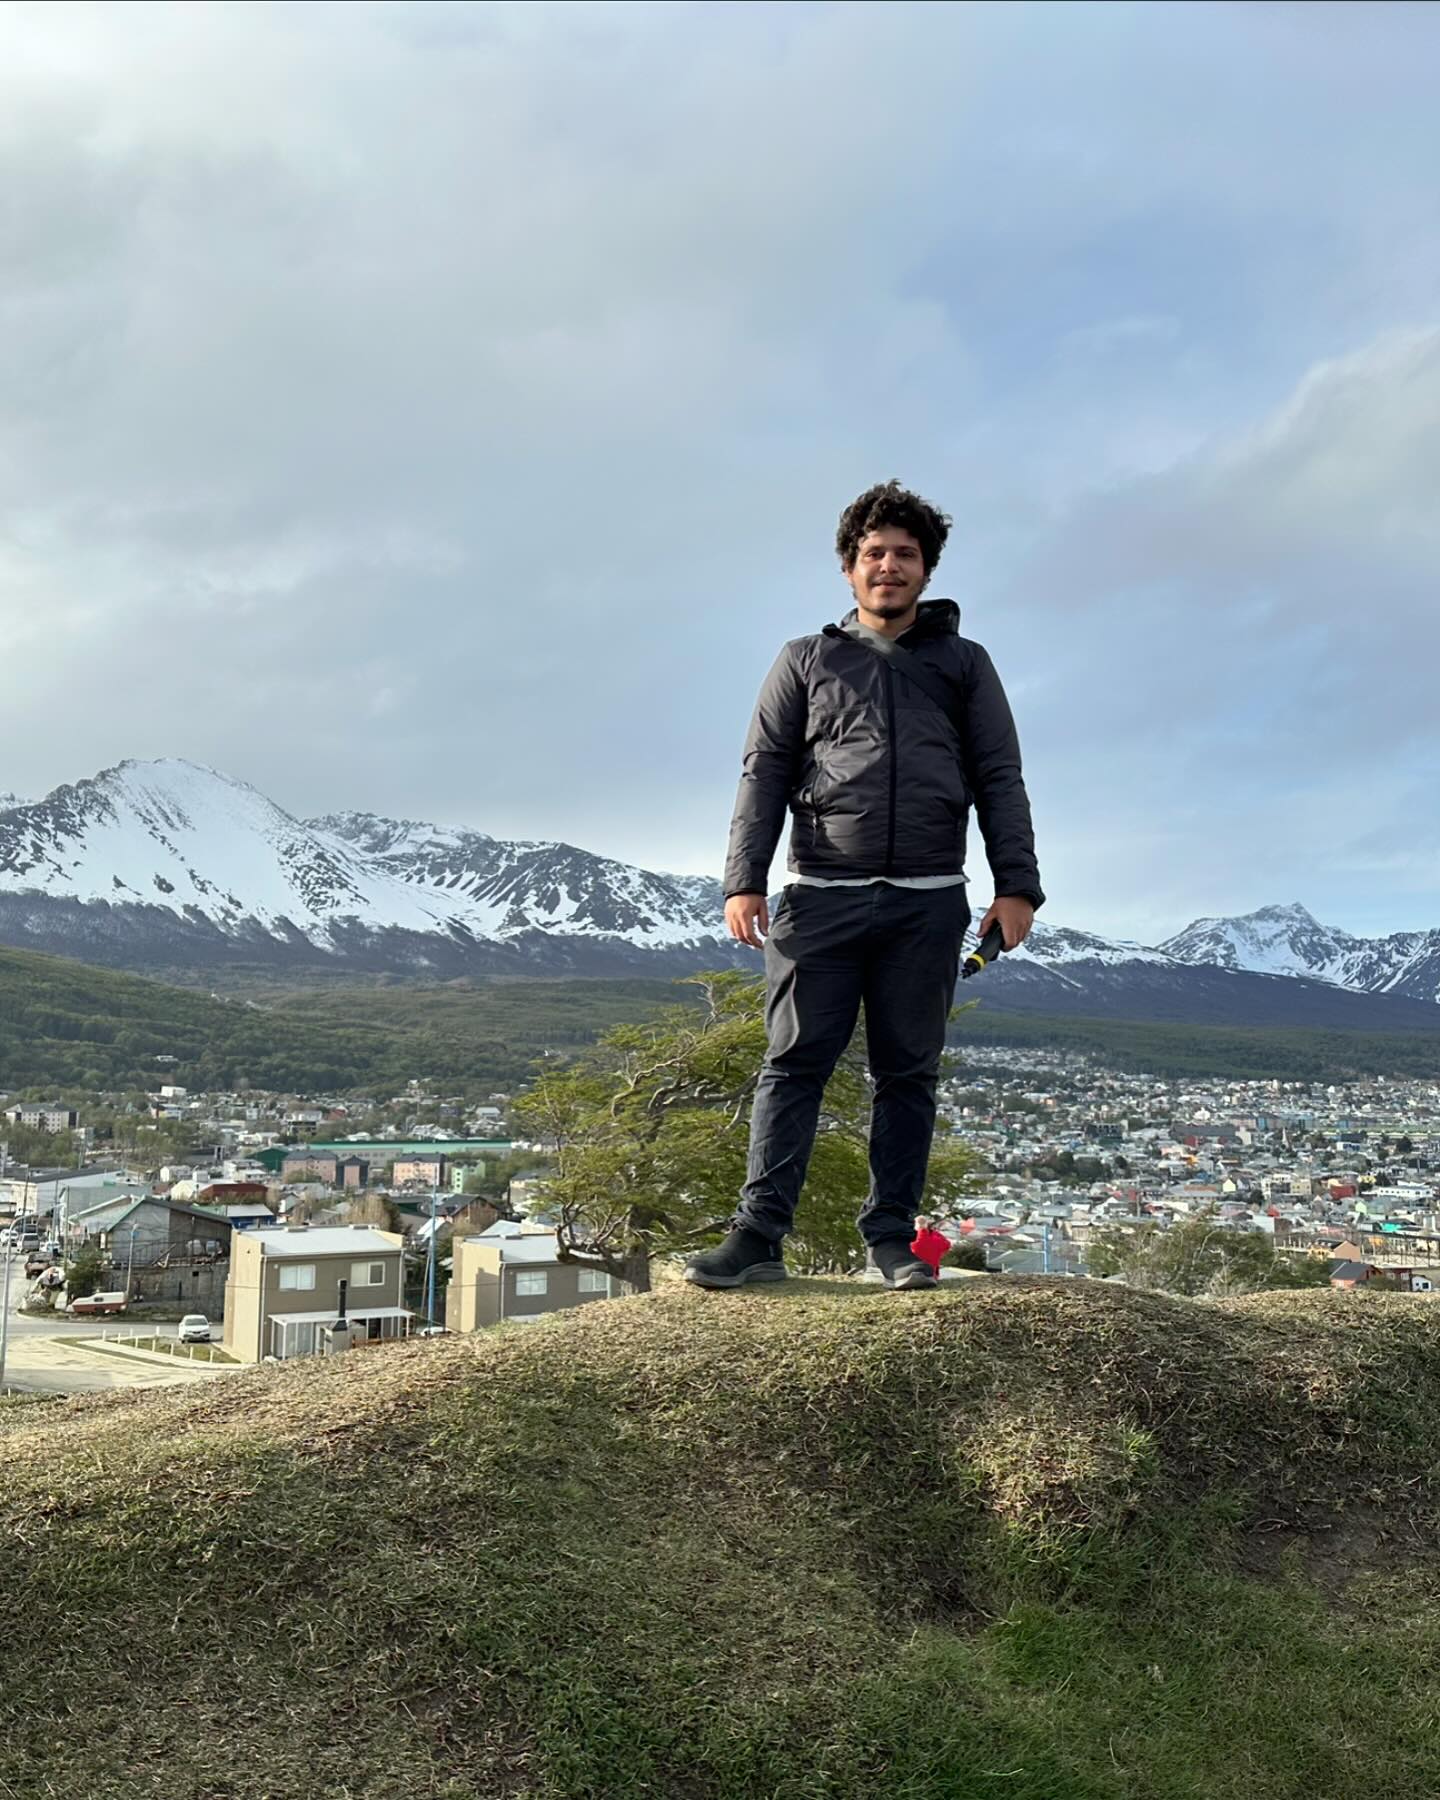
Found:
[835,479,951,574]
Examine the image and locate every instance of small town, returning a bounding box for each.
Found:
[5,1047,1437,1396]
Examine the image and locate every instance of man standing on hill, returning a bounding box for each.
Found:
[686,480,1044,1293]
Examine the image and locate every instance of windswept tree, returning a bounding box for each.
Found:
[1087,1212,1335,1296]
[513,972,984,1292]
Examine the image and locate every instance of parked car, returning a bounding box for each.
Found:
[6,1233,41,1256]
[178,1314,212,1343]
[24,1250,57,1278]
[67,1290,128,1316]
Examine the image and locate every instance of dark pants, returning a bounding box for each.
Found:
[735,882,971,1247]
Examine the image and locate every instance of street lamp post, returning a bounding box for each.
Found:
[425,1186,438,1329]
[0,1238,14,1392]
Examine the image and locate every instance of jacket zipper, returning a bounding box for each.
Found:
[883,662,897,874]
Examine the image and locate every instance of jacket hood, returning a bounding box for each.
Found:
[827,598,960,642]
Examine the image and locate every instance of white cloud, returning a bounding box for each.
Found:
[0,2,1438,941]
[1006,329,1440,938]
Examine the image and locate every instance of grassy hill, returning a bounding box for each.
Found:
[3,1280,1438,1798]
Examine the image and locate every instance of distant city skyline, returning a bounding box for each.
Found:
[2,3,1437,944]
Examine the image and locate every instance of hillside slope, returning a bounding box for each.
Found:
[3,1282,1439,1799]
[0,944,690,1094]
[10,936,1440,1104]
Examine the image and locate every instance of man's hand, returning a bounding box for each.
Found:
[978,895,1035,952]
[725,892,770,951]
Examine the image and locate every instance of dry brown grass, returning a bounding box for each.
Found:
[2,1278,1439,1799]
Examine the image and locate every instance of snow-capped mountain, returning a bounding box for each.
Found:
[1161,903,1440,1006]
[0,760,732,976]
[946,915,1440,1032]
[1009,922,1179,971]
[309,812,726,948]
[0,761,1437,1032]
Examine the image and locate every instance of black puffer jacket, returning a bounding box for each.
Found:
[724,599,1044,906]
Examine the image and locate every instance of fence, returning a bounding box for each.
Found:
[70,1256,230,1318]
[127,1260,230,1315]
[98,1327,230,1365]
[1276,1231,1440,1272]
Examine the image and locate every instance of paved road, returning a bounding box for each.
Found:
[2,1333,229,1395]
[1,1253,230,1394]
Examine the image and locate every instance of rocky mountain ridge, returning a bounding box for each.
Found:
[1,762,1437,1028]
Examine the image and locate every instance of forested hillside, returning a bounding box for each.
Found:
[954,1003,1440,1079]
[4,942,1438,1100]
[0,947,691,1095]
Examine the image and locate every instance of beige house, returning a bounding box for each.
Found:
[392,1154,447,1189]
[447,1223,623,1332]
[223,1224,411,1362]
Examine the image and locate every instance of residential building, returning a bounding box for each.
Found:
[67,1195,232,1264]
[392,1153,447,1189]
[447,1222,624,1331]
[0,1165,93,1222]
[221,1202,280,1231]
[195,1180,271,1210]
[281,1150,342,1184]
[223,1224,411,1362]
[4,1103,79,1133]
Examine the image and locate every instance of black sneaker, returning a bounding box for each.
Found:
[684,1226,788,1289]
[870,1238,939,1291]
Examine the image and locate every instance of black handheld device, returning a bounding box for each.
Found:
[961,921,1006,980]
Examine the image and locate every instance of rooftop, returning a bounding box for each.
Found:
[249,1226,401,1258]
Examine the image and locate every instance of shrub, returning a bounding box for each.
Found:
[63,1244,106,1300]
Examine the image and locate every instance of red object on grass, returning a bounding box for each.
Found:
[910,1225,951,1276]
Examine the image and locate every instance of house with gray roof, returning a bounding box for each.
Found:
[67,1194,231,1266]
[222,1224,410,1362]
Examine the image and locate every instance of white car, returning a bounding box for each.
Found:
[178,1314,212,1343]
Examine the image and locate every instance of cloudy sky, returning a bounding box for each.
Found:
[3,0,1438,944]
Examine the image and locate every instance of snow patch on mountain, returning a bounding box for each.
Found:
[3,762,1437,1000]
[1161,902,1440,1006]
[0,760,474,944]
[312,811,728,949]
[1011,922,1182,971]
[0,761,730,957]
[1160,903,1349,979]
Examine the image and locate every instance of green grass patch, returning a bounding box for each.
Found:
[2,1280,1438,1797]
[107,1334,237,1363]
